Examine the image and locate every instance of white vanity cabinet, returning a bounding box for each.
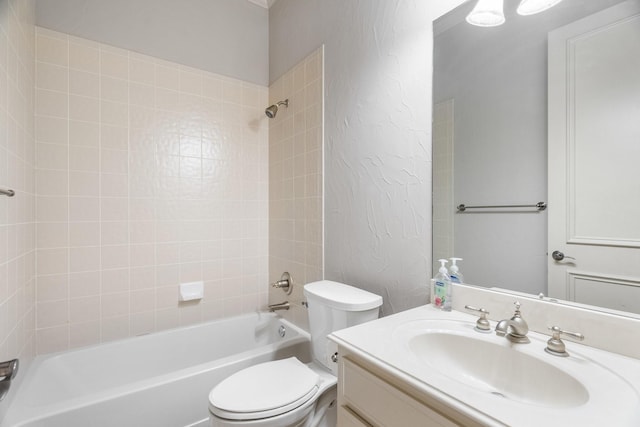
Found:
[336,346,482,427]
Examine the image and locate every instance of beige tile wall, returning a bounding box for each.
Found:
[34,27,269,354]
[268,47,323,330]
[0,0,36,363]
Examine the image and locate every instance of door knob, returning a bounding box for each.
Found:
[552,250,575,261]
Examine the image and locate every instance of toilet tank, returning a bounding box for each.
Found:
[303,281,382,373]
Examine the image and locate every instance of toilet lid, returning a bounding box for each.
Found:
[209,357,320,420]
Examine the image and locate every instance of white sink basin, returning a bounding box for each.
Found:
[408,331,589,407]
[332,305,640,426]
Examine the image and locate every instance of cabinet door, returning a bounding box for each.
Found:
[341,357,459,427]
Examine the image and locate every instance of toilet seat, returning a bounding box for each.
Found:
[209,357,320,421]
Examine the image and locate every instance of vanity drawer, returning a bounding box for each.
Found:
[341,357,459,427]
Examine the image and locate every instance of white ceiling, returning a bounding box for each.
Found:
[246,0,278,9]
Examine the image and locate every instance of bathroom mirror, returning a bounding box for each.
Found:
[432,0,640,316]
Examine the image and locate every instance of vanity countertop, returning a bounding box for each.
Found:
[329,304,640,427]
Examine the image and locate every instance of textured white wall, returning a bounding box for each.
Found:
[270,1,465,315]
[34,0,269,85]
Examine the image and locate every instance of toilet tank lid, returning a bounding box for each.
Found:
[303,280,383,311]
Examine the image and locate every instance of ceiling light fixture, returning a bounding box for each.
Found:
[465,0,506,27]
[516,0,564,16]
[466,0,564,27]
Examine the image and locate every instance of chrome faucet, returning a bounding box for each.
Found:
[0,359,19,402]
[268,301,290,312]
[495,301,530,344]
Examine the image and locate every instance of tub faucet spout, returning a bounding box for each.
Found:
[495,301,530,344]
[268,301,290,312]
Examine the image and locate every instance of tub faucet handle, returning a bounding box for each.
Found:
[272,279,288,288]
[271,272,292,294]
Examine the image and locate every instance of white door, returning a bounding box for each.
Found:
[548,0,640,314]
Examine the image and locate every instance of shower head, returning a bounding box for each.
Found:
[265,99,289,118]
[265,105,278,119]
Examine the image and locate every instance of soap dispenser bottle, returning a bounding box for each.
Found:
[433,259,452,311]
[449,257,464,284]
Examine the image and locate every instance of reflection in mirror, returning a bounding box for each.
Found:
[432,0,640,315]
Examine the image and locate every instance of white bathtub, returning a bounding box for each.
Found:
[2,313,311,427]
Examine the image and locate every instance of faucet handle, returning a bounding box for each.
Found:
[464,305,491,333]
[545,325,585,357]
[513,301,522,314]
[511,301,527,321]
[271,272,292,294]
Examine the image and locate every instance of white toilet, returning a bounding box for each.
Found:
[208,280,383,427]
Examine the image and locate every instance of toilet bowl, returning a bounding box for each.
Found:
[208,280,382,427]
[208,358,336,427]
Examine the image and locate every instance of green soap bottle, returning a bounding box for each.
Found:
[433,259,451,311]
